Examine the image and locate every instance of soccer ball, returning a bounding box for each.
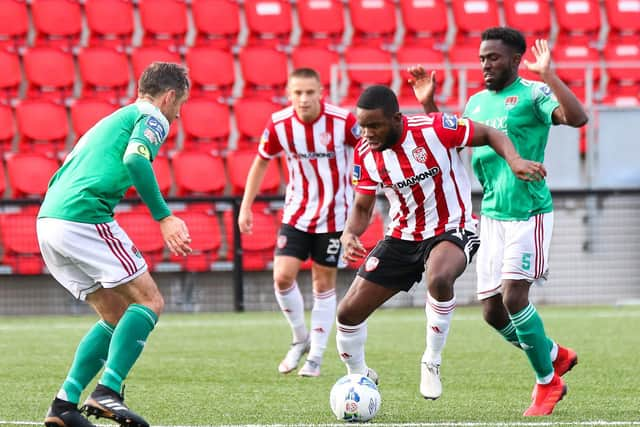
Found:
[329,374,381,422]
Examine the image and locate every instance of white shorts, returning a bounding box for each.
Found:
[37,218,148,301]
[476,212,553,300]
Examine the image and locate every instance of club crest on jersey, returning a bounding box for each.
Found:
[412,146,428,163]
[352,165,362,185]
[505,96,519,110]
[318,132,332,146]
[365,256,379,272]
[442,113,458,130]
[277,234,287,249]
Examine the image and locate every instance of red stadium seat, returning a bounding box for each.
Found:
[0,50,21,105]
[185,47,236,101]
[554,0,602,45]
[0,158,6,197]
[448,45,485,106]
[222,209,278,270]
[297,0,345,48]
[171,151,227,196]
[85,0,135,50]
[503,0,551,40]
[0,211,44,274]
[399,0,448,48]
[603,42,640,105]
[31,0,82,51]
[180,99,231,154]
[396,46,448,108]
[169,210,222,271]
[343,46,393,106]
[78,47,131,105]
[451,0,500,47]
[15,100,69,157]
[291,46,340,87]
[233,98,280,151]
[227,149,281,195]
[239,47,289,101]
[192,0,241,49]
[70,98,117,142]
[5,152,59,199]
[244,0,293,48]
[131,46,182,81]
[138,0,188,50]
[23,47,75,104]
[115,211,165,271]
[605,0,640,43]
[553,44,601,101]
[347,212,384,269]
[0,104,15,154]
[348,0,397,48]
[0,0,29,53]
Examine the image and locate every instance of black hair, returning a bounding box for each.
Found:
[356,85,399,117]
[138,62,190,99]
[481,27,527,55]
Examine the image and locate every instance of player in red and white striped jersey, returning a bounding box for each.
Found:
[239,68,360,377]
[335,85,546,399]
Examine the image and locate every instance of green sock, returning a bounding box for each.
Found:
[510,304,554,382]
[497,321,555,354]
[60,320,114,404]
[99,304,158,393]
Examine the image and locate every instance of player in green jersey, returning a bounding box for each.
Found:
[410,27,588,416]
[38,62,192,427]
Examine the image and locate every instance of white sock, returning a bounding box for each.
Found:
[274,281,307,343]
[308,289,336,363]
[336,320,368,375]
[422,292,456,366]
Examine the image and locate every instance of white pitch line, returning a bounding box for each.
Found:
[1,310,639,332]
[3,421,640,427]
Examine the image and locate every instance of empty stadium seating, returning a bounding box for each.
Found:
[222,208,278,270]
[180,99,231,154]
[22,47,76,104]
[503,0,552,40]
[192,0,242,49]
[239,46,289,101]
[5,152,59,199]
[227,150,282,196]
[297,0,346,48]
[0,50,21,105]
[244,0,293,48]
[85,0,135,50]
[78,47,130,104]
[0,104,15,154]
[0,211,44,274]
[171,151,226,197]
[0,0,29,53]
[451,0,500,47]
[233,98,281,151]
[169,210,222,271]
[31,0,83,51]
[348,0,397,48]
[139,0,188,50]
[15,100,69,157]
[70,98,117,142]
[554,0,602,45]
[342,45,393,106]
[399,0,448,48]
[185,47,236,101]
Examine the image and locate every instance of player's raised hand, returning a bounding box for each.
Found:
[159,215,192,256]
[407,65,437,106]
[340,232,368,263]
[238,208,253,234]
[524,39,552,77]
[509,158,547,181]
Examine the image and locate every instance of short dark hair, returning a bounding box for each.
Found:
[290,68,321,82]
[356,85,399,117]
[481,27,526,55]
[138,62,190,99]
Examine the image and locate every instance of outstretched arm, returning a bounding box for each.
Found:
[408,65,439,114]
[525,39,588,127]
[471,122,547,182]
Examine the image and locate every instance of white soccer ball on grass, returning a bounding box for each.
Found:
[329,374,381,422]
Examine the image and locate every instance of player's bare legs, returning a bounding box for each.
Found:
[298,262,337,376]
[420,241,467,400]
[273,255,309,373]
[83,272,163,427]
[336,277,399,383]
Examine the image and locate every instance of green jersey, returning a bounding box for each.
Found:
[38,101,170,223]
[464,77,559,221]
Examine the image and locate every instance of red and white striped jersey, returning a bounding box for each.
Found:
[258,101,360,233]
[352,113,477,241]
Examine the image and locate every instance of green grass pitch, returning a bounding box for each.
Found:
[1,305,639,426]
